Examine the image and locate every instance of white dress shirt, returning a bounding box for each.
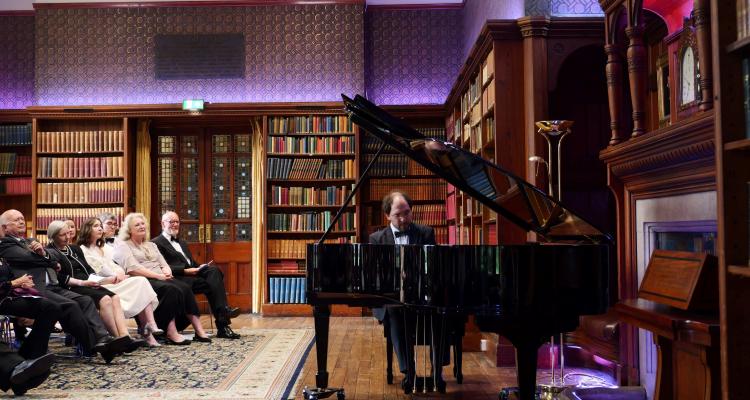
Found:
[390,223,409,245]
[162,232,191,264]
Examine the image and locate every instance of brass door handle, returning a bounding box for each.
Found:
[206,223,212,243]
[198,224,205,243]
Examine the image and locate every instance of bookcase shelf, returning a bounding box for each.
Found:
[724,138,750,151]
[263,113,360,310]
[30,115,131,239]
[0,118,33,218]
[726,35,750,54]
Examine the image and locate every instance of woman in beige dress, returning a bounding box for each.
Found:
[77,218,163,347]
[112,213,211,345]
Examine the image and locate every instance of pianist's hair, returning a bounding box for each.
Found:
[382,191,413,215]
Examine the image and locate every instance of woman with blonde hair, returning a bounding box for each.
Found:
[77,217,163,347]
[112,213,210,345]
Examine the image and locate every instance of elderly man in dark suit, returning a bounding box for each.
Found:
[0,209,128,363]
[152,211,240,339]
[369,191,447,393]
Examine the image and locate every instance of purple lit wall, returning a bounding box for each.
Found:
[365,8,462,105]
[34,5,364,106]
[0,16,35,109]
[461,0,523,61]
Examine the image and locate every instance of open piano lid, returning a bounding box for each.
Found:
[343,94,612,244]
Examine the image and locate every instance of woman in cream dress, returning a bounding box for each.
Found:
[77,217,163,346]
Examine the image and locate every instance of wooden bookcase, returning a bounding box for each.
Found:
[358,105,448,244]
[262,113,361,316]
[0,110,33,234]
[30,114,131,244]
[711,0,750,398]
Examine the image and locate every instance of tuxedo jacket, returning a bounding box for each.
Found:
[368,223,436,321]
[151,235,198,276]
[0,236,60,291]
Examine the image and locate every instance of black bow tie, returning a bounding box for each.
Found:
[394,230,407,238]
[170,236,178,242]
[104,237,115,244]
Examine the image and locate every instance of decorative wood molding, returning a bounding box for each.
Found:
[0,110,31,122]
[25,102,351,119]
[381,104,446,118]
[600,111,715,182]
[0,11,35,16]
[518,16,550,38]
[32,0,363,10]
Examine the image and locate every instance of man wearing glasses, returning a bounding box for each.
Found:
[97,213,119,248]
[369,191,446,393]
[151,211,240,339]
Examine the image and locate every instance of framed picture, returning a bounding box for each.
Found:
[656,54,670,127]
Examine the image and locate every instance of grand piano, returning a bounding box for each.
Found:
[305,94,612,400]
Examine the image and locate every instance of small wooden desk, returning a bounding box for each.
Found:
[614,299,720,400]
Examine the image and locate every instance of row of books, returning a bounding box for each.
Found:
[0,177,32,195]
[738,0,750,41]
[0,124,32,145]
[267,211,355,232]
[37,156,124,179]
[37,181,124,204]
[267,135,355,155]
[268,277,307,304]
[268,259,304,274]
[269,184,352,206]
[0,154,31,175]
[362,154,432,177]
[35,206,124,231]
[367,203,446,227]
[36,130,124,153]
[267,158,355,180]
[268,115,354,135]
[268,237,351,259]
[367,178,447,201]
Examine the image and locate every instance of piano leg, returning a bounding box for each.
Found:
[313,305,331,388]
[514,337,544,400]
[384,318,394,385]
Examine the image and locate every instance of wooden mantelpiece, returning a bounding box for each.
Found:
[615,299,720,400]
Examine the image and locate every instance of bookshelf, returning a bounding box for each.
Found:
[31,116,131,244]
[711,0,750,398]
[0,111,33,235]
[359,106,449,245]
[263,114,359,315]
[446,47,500,246]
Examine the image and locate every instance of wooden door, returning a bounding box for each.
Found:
[152,126,252,311]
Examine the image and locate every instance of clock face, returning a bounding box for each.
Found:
[681,47,696,105]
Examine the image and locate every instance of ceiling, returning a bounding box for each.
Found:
[1,0,464,12]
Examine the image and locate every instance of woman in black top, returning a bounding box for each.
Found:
[45,220,138,345]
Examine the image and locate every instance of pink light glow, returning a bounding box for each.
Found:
[644,0,693,35]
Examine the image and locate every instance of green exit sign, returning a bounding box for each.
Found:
[182,99,204,111]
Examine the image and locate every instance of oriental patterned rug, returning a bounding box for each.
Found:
[6,328,314,400]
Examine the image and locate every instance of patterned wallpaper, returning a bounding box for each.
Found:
[365,8,462,105]
[0,16,35,109]
[462,0,524,60]
[34,5,364,106]
[527,0,604,16]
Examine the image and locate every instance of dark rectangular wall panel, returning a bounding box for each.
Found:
[155,34,245,80]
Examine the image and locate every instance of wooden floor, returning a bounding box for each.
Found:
[228,315,520,399]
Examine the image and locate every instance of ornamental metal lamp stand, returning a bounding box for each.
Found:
[532,120,574,400]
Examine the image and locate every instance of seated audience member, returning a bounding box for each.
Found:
[0,344,55,396]
[63,219,78,243]
[78,217,162,347]
[97,213,119,248]
[152,211,240,339]
[0,228,58,361]
[113,213,211,345]
[0,209,129,363]
[45,221,144,352]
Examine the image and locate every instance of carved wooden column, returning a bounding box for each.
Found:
[605,43,624,145]
[692,0,713,111]
[625,24,646,138]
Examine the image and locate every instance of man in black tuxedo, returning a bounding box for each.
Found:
[369,191,446,393]
[152,211,240,339]
[0,344,55,396]
[0,209,128,363]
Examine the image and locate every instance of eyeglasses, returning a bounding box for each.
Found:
[166,220,180,225]
[389,210,411,219]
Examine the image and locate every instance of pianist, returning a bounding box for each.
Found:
[368,191,447,392]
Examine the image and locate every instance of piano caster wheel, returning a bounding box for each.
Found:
[302,386,345,400]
